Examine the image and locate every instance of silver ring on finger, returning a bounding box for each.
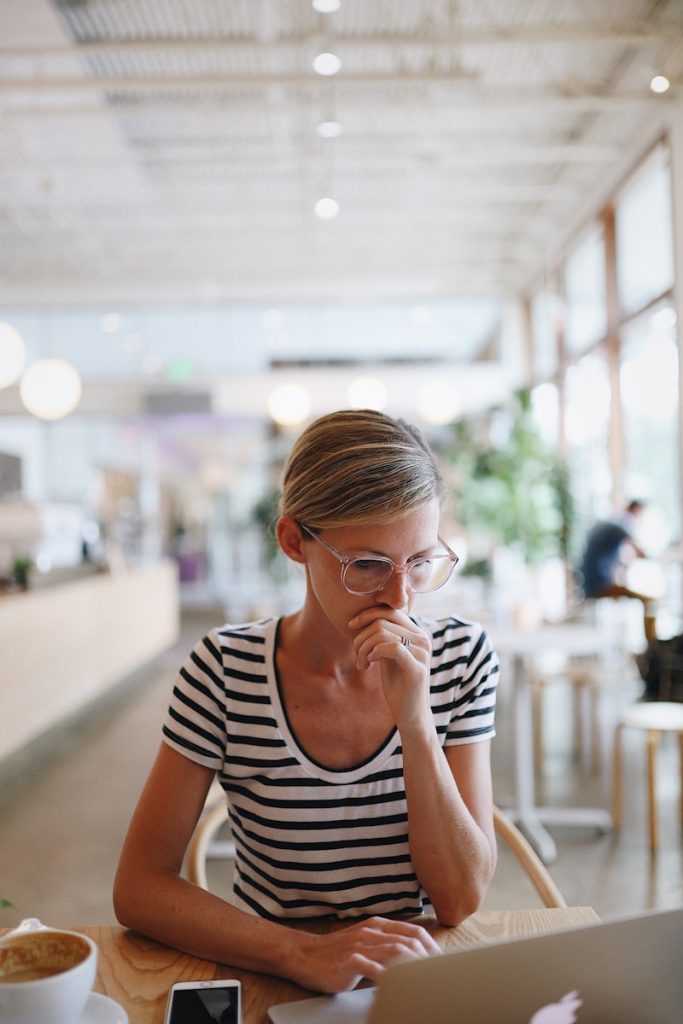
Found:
[400,635,411,649]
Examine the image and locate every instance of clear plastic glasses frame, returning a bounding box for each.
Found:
[300,524,459,595]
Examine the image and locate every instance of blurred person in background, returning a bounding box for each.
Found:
[578,499,656,643]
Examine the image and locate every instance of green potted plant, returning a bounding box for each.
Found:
[438,388,574,572]
[11,555,33,590]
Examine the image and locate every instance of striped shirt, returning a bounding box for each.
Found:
[162,615,498,920]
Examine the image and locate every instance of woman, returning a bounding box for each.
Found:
[114,409,499,994]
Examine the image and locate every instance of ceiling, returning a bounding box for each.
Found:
[1,0,682,496]
[1,0,683,309]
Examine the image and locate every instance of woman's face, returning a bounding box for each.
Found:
[301,500,442,640]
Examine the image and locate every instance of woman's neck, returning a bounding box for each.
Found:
[278,605,361,680]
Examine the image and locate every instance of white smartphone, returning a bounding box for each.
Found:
[163,979,241,1024]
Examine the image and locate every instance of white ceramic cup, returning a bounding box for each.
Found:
[0,918,97,1024]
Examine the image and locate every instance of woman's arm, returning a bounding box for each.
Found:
[113,742,441,992]
[401,737,496,925]
[350,609,497,925]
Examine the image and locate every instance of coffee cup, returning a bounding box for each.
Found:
[0,918,97,1024]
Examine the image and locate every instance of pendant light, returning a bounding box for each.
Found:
[20,358,82,420]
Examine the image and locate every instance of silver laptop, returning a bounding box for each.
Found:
[268,907,683,1024]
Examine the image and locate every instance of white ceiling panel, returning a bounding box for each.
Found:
[0,0,681,309]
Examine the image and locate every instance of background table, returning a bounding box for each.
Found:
[45,909,598,1024]
[491,622,613,862]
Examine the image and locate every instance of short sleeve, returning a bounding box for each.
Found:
[161,629,228,770]
[428,618,498,747]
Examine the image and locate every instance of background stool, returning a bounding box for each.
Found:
[612,701,683,853]
[531,658,602,775]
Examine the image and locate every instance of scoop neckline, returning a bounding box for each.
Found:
[264,617,399,783]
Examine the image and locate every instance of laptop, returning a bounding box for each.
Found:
[268,907,683,1024]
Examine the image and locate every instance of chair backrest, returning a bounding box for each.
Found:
[492,806,567,909]
[187,800,566,910]
[186,799,234,891]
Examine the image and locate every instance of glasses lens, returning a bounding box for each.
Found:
[343,555,456,594]
[408,556,455,593]
[344,558,393,594]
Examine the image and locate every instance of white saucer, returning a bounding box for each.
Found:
[81,992,129,1024]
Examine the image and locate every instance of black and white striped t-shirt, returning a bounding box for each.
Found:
[162,615,498,921]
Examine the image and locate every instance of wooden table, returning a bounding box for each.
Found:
[44,908,598,1024]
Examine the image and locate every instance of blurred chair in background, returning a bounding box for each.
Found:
[612,701,683,853]
[186,795,567,910]
[531,657,602,776]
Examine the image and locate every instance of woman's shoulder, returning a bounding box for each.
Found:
[185,616,278,674]
[418,614,497,669]
[417,614,488,643]
[213,616,278,642]
[196,615,276,647]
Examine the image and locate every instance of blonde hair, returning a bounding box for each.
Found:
[278,409,444,529]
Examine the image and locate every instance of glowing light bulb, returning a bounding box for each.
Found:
[267,384,312,426]
[316,120,343,139]
[20,358,82,420]
[313,52,341,76]
[347,376,387,411]
[416,383,460,425]
[650,75,670,94]
[314,196,340,219]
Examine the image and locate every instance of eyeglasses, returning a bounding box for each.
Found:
[300,524,459,595]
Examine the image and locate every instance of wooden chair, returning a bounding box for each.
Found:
[612,700,683,853]
[186,795,235,892]
[492,806,567,909]
[186,799,566,910]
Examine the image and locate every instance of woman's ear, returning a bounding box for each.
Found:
[276,516,307,564]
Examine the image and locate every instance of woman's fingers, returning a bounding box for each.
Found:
[356,629,424,669]
[349,917,439,956]
[293,917,441,993]
[351,615,428,670]
[366,917,442,956]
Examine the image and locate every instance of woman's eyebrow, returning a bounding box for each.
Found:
[348,542,441,559]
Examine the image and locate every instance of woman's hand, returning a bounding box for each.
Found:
[289,916,442,993]
[348,608,432,733]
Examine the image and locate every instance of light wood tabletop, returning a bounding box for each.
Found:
[42,908,599,1024]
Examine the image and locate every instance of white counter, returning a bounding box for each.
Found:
[0,560,179,765]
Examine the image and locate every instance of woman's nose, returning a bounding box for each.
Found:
[377,567,411,608]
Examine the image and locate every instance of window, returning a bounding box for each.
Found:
[564,351,611,560]
[615,145,674,316]
[531,381,560,449]
[563,224,607,356]
[530,291,560,379]
[619,302,679,549]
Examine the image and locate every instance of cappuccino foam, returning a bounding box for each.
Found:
[0,932,90,984]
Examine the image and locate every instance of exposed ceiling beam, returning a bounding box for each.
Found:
[0,143,622,172]
[1,22,681,58]
[2,91,672,120]
[0,181,580,207]
[0,73,675,107]
[0,221,546,242]
[0,272,522,305]
[129,134,622,156]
